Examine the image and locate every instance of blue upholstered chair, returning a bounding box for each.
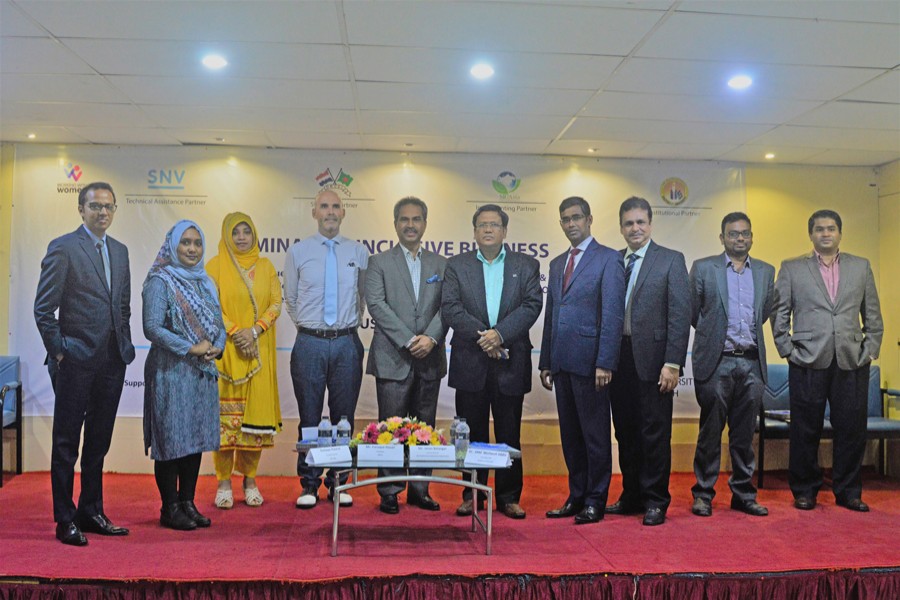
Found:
[0,356,23,487]
[757,364,900,488]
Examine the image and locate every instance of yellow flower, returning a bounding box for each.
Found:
[377,431,395,445]
[407,435,417,446]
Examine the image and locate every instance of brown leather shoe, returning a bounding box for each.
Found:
[456,499,474,516]
[500,503,526,519]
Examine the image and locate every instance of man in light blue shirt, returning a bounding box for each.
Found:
[284,188,369,509]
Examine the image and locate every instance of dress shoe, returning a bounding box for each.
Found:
[76,513,129,536]
[546,501,582,519]
[160,503,197,531]
[691,497,712,517]
[380,494,400,514]
[180,501,211,527]
[574,505,603,524]
[455,498,485,516]
[642,507,666,526]
[408,493,440,511]
[731,498,768,516]
[606,500,643,515]
[327,489,353,507]
[500,503,526,519]
[837,498,870,512]
[55,522,88,547]
[296,486,319,509]
[794,496,816,511]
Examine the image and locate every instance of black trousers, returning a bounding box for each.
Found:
[49,345,126,523]
[609,338,674,511]
[154,453,202,507]
[788,359,869,503]
[455,363,524,507]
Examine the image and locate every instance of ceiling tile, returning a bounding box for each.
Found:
[841,71,900,104]
[797,149,900,166]
[0,101,156,127]
[789,101,900,130]
[0,0,48,36]
[632,142,740,160]
[266,131,364,150]
[751,125,900,152]
[545,139,647,157]
[678,0,900,24]
[362,134,459,153]
[1,74,132,103]
[167,129,272,147]
[68,127,182,145]
[0,37,93,74]
[716,145,827,164]
[358,111,570,139]
[565,117,775,144]
[0,125,90,144]
[455,137,551,154]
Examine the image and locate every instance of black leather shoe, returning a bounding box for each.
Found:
[160,503,197,531]
[731,498,768,516]
[606,500,643,515]
[642,507,666,526]
[408,493,440,511]
[691,497,712,517]
[574,505,603,524]
[180,501,211,527]
[794,496,816,511]
[546,501,583,519]
[837,498,870,512]
[380,494,400,514]
[55,522,88,546]
[76,513,129,536]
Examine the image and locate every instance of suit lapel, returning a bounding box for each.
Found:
[714,254,728,315]
[391,244,418,306]
[498,254,516,318]
[805,254,834,308]
[632,241,658,297]
[465,252,489,323]
[78,229,110,294]
[564,240,597,294]
[750,257,766,325]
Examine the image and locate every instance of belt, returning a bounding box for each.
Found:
[723,348,758,359]
[298,326,357,339]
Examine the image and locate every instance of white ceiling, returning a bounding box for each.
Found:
[1,0,898,166]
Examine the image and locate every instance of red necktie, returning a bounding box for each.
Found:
[563,248,581,291]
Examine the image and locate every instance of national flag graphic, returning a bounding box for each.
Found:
[336,169,354,186]
[316,169,334,187]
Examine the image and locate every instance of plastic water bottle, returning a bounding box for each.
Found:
[455,417,470,461]
[335,415,351,446]
[450,415,460,445]
[317,416,333,447]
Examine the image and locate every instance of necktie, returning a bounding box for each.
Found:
[323,239,338,326]
[96,241,111,289]
[563,248,581,291]
[624,253,639,305]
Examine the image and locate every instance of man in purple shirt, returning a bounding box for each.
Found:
[689,212,775,517]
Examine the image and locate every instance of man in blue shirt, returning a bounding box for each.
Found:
[284,188,369,509]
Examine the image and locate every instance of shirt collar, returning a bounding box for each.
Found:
[313,232,344,245]
[724,253,752,269]
[572,236,593,253]
[401,244,422,261]
[815,249,840,266]
[477,245,506,266]
[625,239,650,259]
[82,224,106,245]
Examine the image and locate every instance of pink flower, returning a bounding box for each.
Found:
[414,429,432,444]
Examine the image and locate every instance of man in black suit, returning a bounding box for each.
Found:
[689,212,774,518]
[607,196,691,526]
[442,204,542,519]
[34,182,135,546]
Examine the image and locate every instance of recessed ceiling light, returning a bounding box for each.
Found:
[470,63,494,80]
[587,147,597,153]
[765,153,775,160]
[728,75,752,90]
[202,54,228,70]
[27,133,36,139]
[405,143,414,147]
[215,137,225,142]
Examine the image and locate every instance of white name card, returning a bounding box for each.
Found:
[301,427,319,441]
[463,448,511,468]
[357,444,404,466]
[306,446,352,466]
[408,445,456,462]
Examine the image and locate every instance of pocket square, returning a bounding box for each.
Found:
[426,274,441,283]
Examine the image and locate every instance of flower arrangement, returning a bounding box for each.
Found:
[351,416,447,448]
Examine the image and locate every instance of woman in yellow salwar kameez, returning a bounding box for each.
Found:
[206,212,282,508]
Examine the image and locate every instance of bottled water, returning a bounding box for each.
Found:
[335,415,351,446]
[317,416,333,447]
[450,415,460,445]
[455,417,470,461]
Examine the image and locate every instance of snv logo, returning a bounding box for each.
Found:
[148,169,186,190]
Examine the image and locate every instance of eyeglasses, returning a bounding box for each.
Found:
[725,230,752,240]
[475,222,504,231]
[559,214,586,225]
[86,202,117,213]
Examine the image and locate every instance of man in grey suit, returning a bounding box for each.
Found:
[366,196,447,514]
[442,204,542,519]
[689,212,774,518]
[34,182,135,546]
[607,196,691,526]
[772,209,882,512]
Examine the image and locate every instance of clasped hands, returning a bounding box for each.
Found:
[189,339,222,362]
[477,329,506,360]
[407,335,436,360]
[232,327,259,358]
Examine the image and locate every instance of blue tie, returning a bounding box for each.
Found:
[96,241,111,289]
[624,253,639,305]
[324,239,337,326]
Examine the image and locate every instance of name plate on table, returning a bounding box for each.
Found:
[357,444,404,467]
[408,445,456,462]
[464,448,512,468]
[306,446,352,466]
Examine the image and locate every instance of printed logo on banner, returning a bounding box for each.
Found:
[64,163,83,182]
[660,177,688,206]
[315,167,354,197]
[56,162,87,194]
[148,168,186,190]
[492,171,521,196]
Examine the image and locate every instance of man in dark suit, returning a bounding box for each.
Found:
[772,209,882,512]
[34,182,135,546]
[541,196,625,525]
[689,212,774,518]
[607,196,690,526]
[442,204,542,519]
[366,196,447,514]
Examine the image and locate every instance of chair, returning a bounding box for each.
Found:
[0,356,23,487]
[757,364,900,488]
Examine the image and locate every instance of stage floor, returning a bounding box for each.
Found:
[0,471,898,582]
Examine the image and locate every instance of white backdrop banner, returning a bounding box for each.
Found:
[10,145,744,421]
